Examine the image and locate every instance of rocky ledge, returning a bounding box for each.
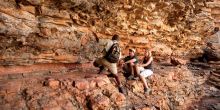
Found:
[0,62,219,110]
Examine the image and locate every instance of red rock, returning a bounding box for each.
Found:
[61,100,78,110]
[4,93,17,102]
[128,81,144,93]
[130,37,149,44]
[73,80,89,90]
[102,84,118,96]
[70,88,81,95]
[88,80,97,88]
[14,100,27,109]
[87,89,103,97]
[110,93,126,106]
[0,103,11,110]
[170,57,187,66]
[140,107,151,110]
[2,81,22,94]
[76,94,86,104]
[80,34,90,46]
[42,106,62,110]
[152,43,173,56]
[54,55,79,62]
[166,82,179,88]
[25,0,44,5]
[89,94,110,110]
[40,28,51,36]
[60,79,72,89]
[49,81,60,89]
[44,79,60,89]
[95,75,111,87]
[96,79,107,87]
[21,5,35,14]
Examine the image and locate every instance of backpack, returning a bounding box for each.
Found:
[104,43,120,63]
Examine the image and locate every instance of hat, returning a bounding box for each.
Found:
[129,48,136,53]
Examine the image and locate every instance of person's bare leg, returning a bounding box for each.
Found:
[109,64,126,94]
[133,65,138,78]
[112,73,126,94]
[112,74,121,86]
[140,76,149,89]
[129,63,134,76]
[126,63,134,80]
[97,66,104,74]
[122,64,130,78]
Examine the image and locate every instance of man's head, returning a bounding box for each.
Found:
[214,27,219,33]
[112,34,119,41]
[129,48,136,57]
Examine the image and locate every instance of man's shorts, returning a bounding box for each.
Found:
[138,67,153,78]
[94,57,117,75]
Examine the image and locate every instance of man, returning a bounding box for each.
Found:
[120,48,139,80]
[93,33,126,94]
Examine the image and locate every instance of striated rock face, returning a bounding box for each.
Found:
[208,0,220,28]
[0,0,217,65]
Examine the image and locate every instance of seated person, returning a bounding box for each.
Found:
[120,48,139,80]
[137,50,153,94]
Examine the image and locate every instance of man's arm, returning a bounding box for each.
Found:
[124,59,137,64]
[124,56,137,64]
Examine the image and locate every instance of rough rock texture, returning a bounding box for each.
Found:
[188,60,220,110]
[0,1,219,110]
[0,0,217,65]
[0,63,217,110]
[208,0,220,27]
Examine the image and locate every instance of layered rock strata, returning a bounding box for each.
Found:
[0,0,216,65]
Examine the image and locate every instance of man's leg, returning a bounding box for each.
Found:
[93,58,107,74]
[112,74,126,94]
[97,66,104,74]
[111,73,121,87]
[129,63,134,75]
[133,64,139,78]
[108,63,127,94]
[126,63,138,80]
[122,64,132,78]
[108,64,121,86]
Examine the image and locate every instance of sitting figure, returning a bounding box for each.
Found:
[120,48,139,80]
[137,50,153,94]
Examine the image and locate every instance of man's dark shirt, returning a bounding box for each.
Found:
[124,55,138,64]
